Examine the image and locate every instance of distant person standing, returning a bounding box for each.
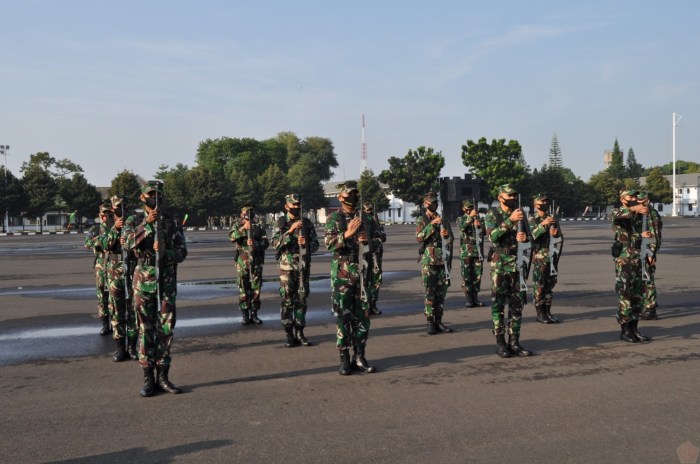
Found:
[457,199,484,308]
[68,210,77,231]
[362,202,386,316]
[84,201,112,336]
[528,193,562,324]
[637,191,662,320]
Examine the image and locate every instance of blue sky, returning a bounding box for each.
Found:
[1,1,698,187]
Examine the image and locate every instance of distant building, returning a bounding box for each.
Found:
[639,173,700,217]
[604,150,614,167]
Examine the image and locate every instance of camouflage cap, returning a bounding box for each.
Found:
[461,199,474,208]
[533,192,549,201]
[141,180,164,195]
[619,188,639,197]
[336,180,359,194]
[110,195,126,208]
[498,184,518,195]
[636,191,649,200]
[99,201,112,214]
[423,191,438,203]
[241,204,255,213]
[285,193,301,205]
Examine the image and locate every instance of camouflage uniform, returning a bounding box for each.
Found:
[124,181,188,396]
[84,202,111,336]
[611,188,656,343]
[484,184,532,357]
[416,191,454,334]
[528,193,562,324]
[457,199,484,308]
[363,204,386,315]
[325,181,378,374]
[229,206,269,325]
[272,194,319,347]
[638,192,662,320]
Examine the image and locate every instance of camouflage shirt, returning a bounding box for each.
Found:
[416,213,454,266]
[485,206,529,272]
[272,213,319,271]
[124,211,188,267]
[229,217,269,262]
[457,213,483,258]
[528,213,562,260]
[325,210,382,260]
[611,207,657,258]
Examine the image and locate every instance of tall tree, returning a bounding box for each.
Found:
[21,164,57,230]
[60,172,103,226]
[548,134,564,169]
[109,170,143,204]
[156,163,191,216]
[0,168,27,230]
[257,164,289,215]
[643,167,673,204]
[606,139,625,180]
[358,169,390,212]
[379,146,445,205]
[588,170,624,206]
[461,137,529,199]
[626,147,644,178]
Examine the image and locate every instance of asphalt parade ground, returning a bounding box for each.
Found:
[1,220,699,464]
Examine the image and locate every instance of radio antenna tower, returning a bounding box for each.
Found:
[361,114,367,173]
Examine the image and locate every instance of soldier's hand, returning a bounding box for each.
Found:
[469,209,477,217]
[298,236,306,246]
[114,217,124,230]
[474,219,481,228]
[120,236,125,246]
[440,228,450,237]
[642,231,652,238]
[247,239,254,247]
[358,231,368,244]
[551,227,559,237]
[430,216,442,226]
[289,220,302,233]
[243,220,251,230]
[146,209,158,224]
[542,217,554,226]
[153,240,160,252]
[516,231,527,242]
[345,217,362,238]
[509,209,524,222]
[632,204,649,215]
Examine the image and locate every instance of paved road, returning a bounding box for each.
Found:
[1,220,699,463]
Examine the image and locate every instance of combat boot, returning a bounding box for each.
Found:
[619,322,638,343]
[495,334,511,358]
[535,306,552,324]
[545,305,560,323]
[427,316,438,335]
[370,306,382,315]
[508,333,532,357]
[250,310,263,325]
[338,350,352,376]
[295,327,312,346]
[241,310,252,326]
[112,338,128,362]
[127,336,138,361]
[629,319,651,343]
[434,316,453,333]
[139,367,156,398]
[99,316,111,335]
[284,325,298,348]
[352,345,376,373]
[465,294,476,308]
[470,292,484,307]
[156,365,182,394]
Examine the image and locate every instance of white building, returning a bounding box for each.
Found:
[639,173,700,217]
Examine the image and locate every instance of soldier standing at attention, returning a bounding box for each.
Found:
[124,181,188,397]
[229,205,269,326]
[611,189,654,343]
[416,191,454,335]
[484,184,532,358]
[637,191,662,320]
[362,202,386,316]
[528,193,562,324]
[324,181,377,375]
[85,201,112,336]
[457,199,484,308]
[272,194,319,347]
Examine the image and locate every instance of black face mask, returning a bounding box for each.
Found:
[288,208,300,217]
[426,203,438,213]
[501,198,517,210]
[625,200,638,208]
[537,203,549,212]
[144,197,158,209]
[113,208,123,218]
[341,194,358,208]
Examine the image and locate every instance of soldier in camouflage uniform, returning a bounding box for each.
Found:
[638,191,662,320]
[457,199,484,308]
[229,205,269,326]
[484,184,532,358]
[324,181,378,375]
[272,194,319,347]
[84,201,112,336]
[102,195,139,362]
[362,202,386,316]
[124,181,188,397]
[416,191,454,335]
[528,193,562,324]
[611,188,654,343]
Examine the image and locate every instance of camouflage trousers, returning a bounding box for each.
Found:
[133,264,177,368]
[460,255,483,296]
[642,262,657,310]
[279,267,310,328]
[615,256,643,322]
[236,260,264,314]
[490,267,524,336]
[532,256,557,308]
[366,253,383,310]
[106,257,137,341]
[94,261,109,318]
[422,265,449,319]
[331,257,370,350]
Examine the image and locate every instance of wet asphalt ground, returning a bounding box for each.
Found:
[1,221,699,463]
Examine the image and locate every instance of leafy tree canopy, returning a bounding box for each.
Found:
[378,146,445,205]
[461,137,529,199]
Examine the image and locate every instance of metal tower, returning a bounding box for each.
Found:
[361,114,367,173]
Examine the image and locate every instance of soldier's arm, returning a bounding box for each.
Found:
[486,213,514,244]
[529,216,547,240]
[415,217,435,244]
[228,221,245,242]
[324,215,346,252]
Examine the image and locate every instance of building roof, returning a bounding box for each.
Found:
[639,173,700,187]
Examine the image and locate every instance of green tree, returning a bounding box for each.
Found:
[549,134,563,169]
[526,165,584,216]
[626,147,644,178]
[60,172,103,228]
[588,170,624,206]
[0,168,27,230]
[358,169,390,212]
[156,163,191,216]
[643,167,673,204]
[109,170,143,204]
[21,163,57,230]
[461,137,529,199]
[287,158,328,211]
[645,160,700,175]
[257,164,289,215]
[606,139,625,180]
[187,167,229,220]
[379,146,445,205]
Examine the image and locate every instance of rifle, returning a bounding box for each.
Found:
[641,211,652,282]
[154,192,161,313]
[246,207,254,277]
[473,198,484,261]
[548,203,563,276]
[298,202,308,299]
[516,194,532,300]
[358,195,370,304]
[437,186,451,283]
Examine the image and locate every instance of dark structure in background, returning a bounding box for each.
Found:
[440,174,483,222]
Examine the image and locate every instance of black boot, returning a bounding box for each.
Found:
[471,292,484,307]
[619,322,638,343]
[630,319,651,343]
[338,350,352,376]
[370,306,382,315]
[640,308,658,320]
[465,294,476,308]
[99,316,111,335]
[545,305,560,323]
[284,325,298,348]
[427,316,438,335]
[241,310,252,326]
[295,327,312,346]
[435,316,453,333]
[250,310,263,325]
[496,334,511,358]
[156,365,182,394]
[112,338,128,362]
[536,306,552,324]
[127,336,138,361]
[351,345,376,373]
[508,333,532,357]
[139,367,156,397]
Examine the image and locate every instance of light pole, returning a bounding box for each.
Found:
[672,113,681,217]
[0,144,9,233]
